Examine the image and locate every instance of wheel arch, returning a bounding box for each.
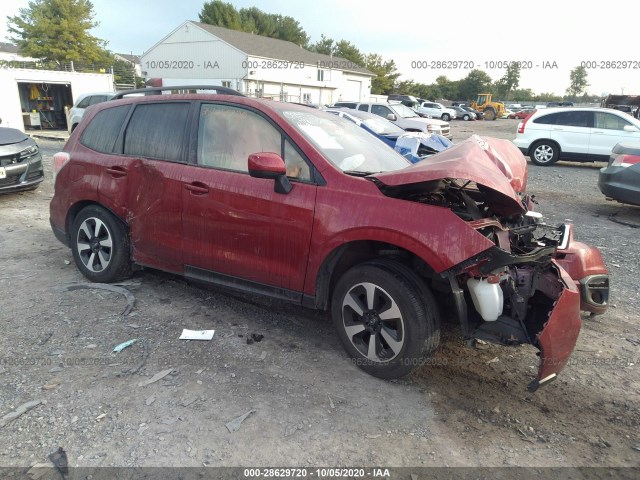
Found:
[312,240,440,311]
[65,200,129,242]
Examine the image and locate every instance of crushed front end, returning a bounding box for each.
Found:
[372,135,609,390]
[443,208,582,392]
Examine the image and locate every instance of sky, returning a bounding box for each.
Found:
[1,0,637,97]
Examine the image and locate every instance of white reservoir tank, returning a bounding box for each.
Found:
[467,278,504,322]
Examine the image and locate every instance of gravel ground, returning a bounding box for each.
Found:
[0,121,638,474]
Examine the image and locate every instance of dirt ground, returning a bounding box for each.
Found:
[1,119,639,474]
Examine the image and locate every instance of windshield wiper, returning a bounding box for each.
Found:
[343,170,381,177]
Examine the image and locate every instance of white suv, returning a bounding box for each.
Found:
[333,102,451,139]
[417,102,457,122]
[513,107,640,165]
[66,92,115,133]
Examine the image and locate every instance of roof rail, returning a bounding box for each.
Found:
[112,85,245,100]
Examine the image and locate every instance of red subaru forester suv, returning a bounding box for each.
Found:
[50,87,609,391]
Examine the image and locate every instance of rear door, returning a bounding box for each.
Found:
[181,103,317,295]
[119,102,193,273]
[590,111,640,160]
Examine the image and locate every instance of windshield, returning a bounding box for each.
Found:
[389,103,420,118]
[361,117,405,135]
[281,110,411,173]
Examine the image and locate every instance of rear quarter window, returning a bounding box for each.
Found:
[80,105,131,153]
[123,103,191,162]
[533,113,561,125]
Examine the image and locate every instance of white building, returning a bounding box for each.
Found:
[141,21,375,105]
[0,68,114,131]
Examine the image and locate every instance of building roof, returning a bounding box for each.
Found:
[0,42,20,54]
[115,53,141,65]
[193,22,374,76]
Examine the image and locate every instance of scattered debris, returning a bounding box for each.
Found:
[95,413,107,421]
[251,333,264,343]
[145,396,156,406]
[225,409,256,433]
[181,396,198,407]
[179,329,215,340]
[48,447,68,479]
[37,332,53,346]
[62,283,136,315]
[41,383,59,390]
[487,357,500,364]
[366,434,381,439]
[113,339,138,353]
[26,461,51,480]
[84,344,97,349]
[608,213,640,229]
[138,368,173,387]
[632,445,640,452]
[47,350,65,356]
[258,351,267,361]
[116,339,149,378]
[626,337,640,347]
[63,260,70,265]
[328,395,335,409]
[128,324,141,329]
[0,400,42,427]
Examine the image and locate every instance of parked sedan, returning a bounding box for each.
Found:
[0,122,44,194]
[598,142,640,206]
[461,105,484,120]
[325,108,452,161]
[508,109,536,120]
[449,105,475,121]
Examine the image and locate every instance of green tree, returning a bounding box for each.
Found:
[566,65,589,98]
[366,54,400,94]
[275,15,308,46]
[199,0,242,30]
[495,62,520,100]
[434,75,460,100]
[333,40,365,66]
[309,34,334,55]
[6,0,110,63]
[457,70,494,101]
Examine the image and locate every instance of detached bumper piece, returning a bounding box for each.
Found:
[580,274,609,313]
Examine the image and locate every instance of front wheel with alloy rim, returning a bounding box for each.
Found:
[331,261,439,379]
[70,205,132,283]
[442,114,451,121]
[530,140,559,166]
[463,114,471,121]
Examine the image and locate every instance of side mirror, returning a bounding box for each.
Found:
[248,152,292,194]
[623,125,638,132]
[386,113,397,121]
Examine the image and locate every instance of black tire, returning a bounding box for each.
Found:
[530,140,560,166]
[484,108,496,121]
[331,259,440,379]
[442,113,451,122]
[463,114,471,121]
[70,205,132,283]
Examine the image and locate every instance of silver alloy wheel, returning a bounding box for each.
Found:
[533,144,555,163]
[341,282,405,362]
[76,217,113,272]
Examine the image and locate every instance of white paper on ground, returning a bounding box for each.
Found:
[179,329,215,340]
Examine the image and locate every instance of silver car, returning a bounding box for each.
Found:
[66,92,115,133]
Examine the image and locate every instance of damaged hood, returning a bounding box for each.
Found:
[372,135,529,214]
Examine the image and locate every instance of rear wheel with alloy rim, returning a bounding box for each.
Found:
[70,205,132,282]
[530,140,560,166]
[331,260,439,379]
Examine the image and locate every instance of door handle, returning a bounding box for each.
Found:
[106,166,127,177]
[185,182,209,195]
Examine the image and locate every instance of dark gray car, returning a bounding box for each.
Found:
[598,142,640,206]
[0,123,44,193]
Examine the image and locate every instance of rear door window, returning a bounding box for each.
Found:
[80,105,130,153]
[533,113,561,125]
[555,111,592,128]
[123,103,190,162]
